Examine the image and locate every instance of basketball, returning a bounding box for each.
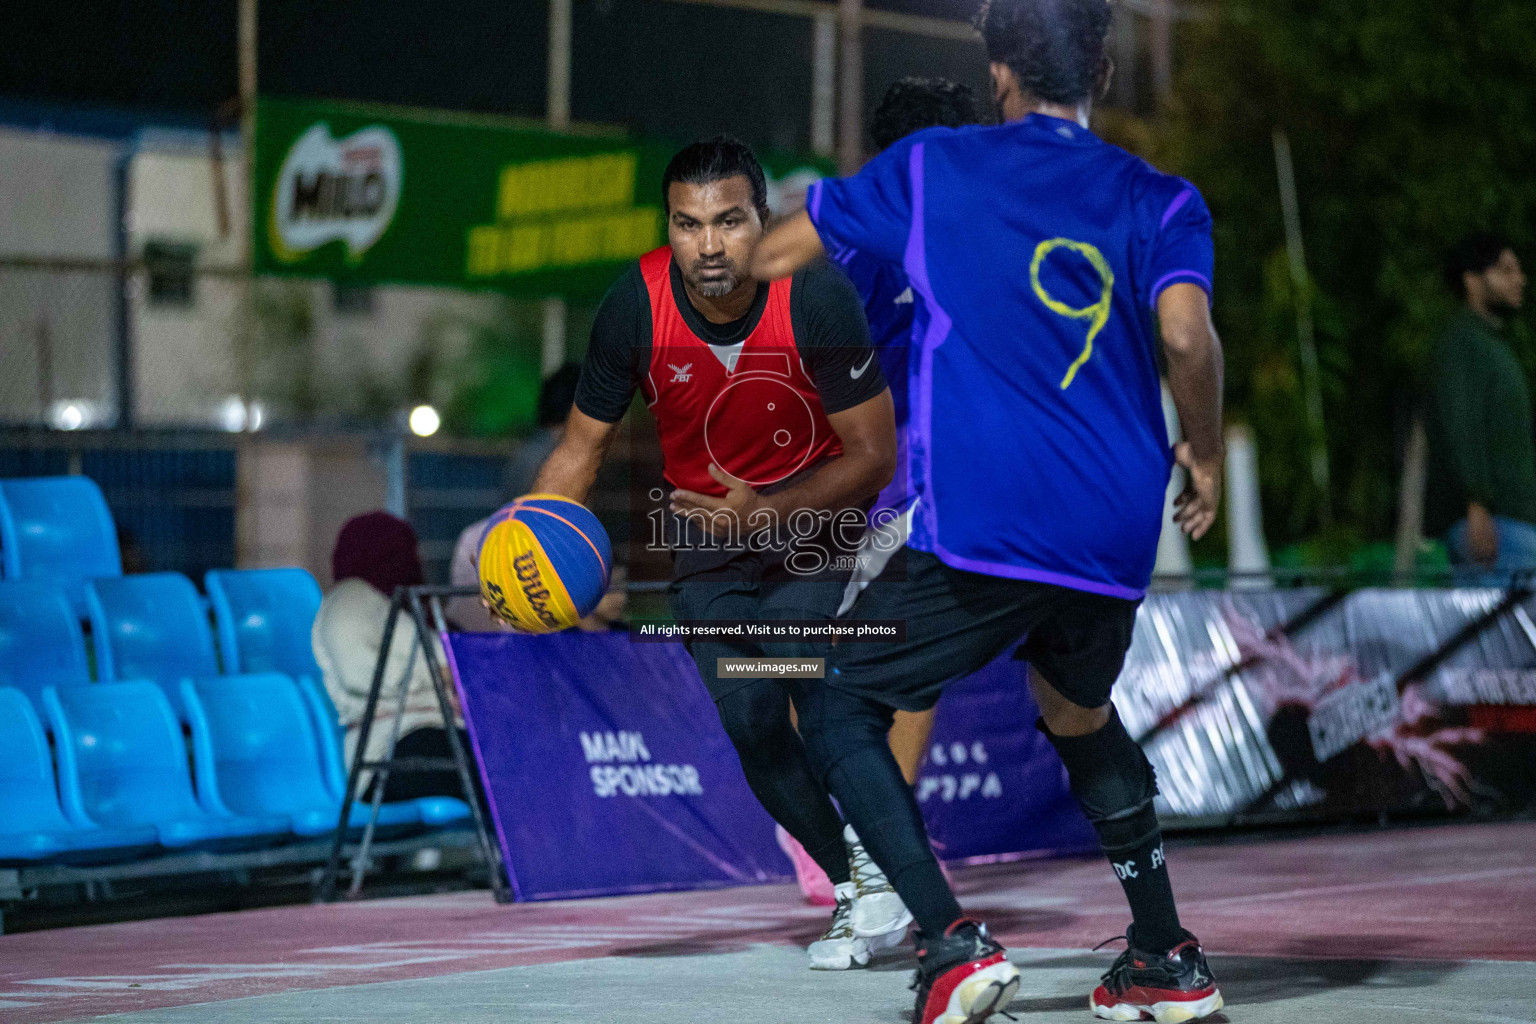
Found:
[477,494,612,633]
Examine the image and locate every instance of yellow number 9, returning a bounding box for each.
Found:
[1030,238,1115,390]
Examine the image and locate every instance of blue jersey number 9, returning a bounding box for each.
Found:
[1030,238,1115,390]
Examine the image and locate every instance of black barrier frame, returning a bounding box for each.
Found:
[318,585,511,903]
[1133,587,1350,748]
[1237,576,1536,820]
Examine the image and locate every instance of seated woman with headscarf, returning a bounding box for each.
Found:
[312,511,482,805]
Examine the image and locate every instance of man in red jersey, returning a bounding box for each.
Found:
[527,137,908,969]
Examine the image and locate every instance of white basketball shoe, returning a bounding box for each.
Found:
[845,825,914,951]
[808,881,871,970]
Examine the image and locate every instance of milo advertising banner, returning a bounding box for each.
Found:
[253,96,828,297]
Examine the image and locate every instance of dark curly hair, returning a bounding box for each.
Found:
[976,0,1114,107]
[870,77,981,152]
[1445,232,1512,298]
[661,136,770,223]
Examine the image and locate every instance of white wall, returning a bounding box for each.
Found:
[0,127,119,423]
[128,134,496,428]
[0,123,502,429]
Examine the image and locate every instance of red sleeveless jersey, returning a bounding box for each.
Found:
[638,247,842,496]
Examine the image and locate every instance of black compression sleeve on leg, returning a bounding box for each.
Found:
[1041,707,1184,953]
[1040,707,1160,854]
[713,680,851,885]
[797,685,962,935]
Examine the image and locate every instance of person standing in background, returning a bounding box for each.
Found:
[1425,234,1534,579]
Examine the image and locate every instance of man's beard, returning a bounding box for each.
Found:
[688,259,740,298]
[1489,291,1523,314]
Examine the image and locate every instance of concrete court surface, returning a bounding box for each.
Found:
[1,821,1533,1024]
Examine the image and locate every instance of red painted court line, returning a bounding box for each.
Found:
[0,822,1531,1023]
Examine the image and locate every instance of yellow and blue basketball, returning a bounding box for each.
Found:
[477,495,612,633]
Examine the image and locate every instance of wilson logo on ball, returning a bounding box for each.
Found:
[513,552,562,630]
[477,495,613,634]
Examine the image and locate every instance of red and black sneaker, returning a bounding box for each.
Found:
[1089,928,1223,1023]
[910,920,1021,1024]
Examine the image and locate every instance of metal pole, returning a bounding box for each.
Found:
[541,300,567,377]
[542,0,572,376]
[837,0,864,175]
[384,435,407,519]
[238,0,257,431]
[112,145,134,430]
[1114,5,1140,113]
[347,635,418,896]
[547,0,572,132]
[408,590,511,902]
[320,591,402,901]
[1149,0,1173,106]
[1273,128,1332,527]
[1395,417,1428,581]
[811,13,837,160]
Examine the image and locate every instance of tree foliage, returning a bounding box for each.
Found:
[1160,0,1536,551]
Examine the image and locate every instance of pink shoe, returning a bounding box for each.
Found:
[776,825,835,906]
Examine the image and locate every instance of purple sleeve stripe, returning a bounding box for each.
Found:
[1150,270,1213,308]
[1160,188,1194,230]
[903,143,929,293]
[807,179,823,227]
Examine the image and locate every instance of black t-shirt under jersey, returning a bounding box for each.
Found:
[574,257,886,423]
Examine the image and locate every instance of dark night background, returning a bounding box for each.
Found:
[0,0,988,152]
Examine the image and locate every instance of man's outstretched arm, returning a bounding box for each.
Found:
[1159,282,1225,540]
[530,409,622,505]
[751,210,827,282]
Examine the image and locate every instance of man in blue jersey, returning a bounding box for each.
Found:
[752,1,1226,1022]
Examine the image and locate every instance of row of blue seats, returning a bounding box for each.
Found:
[2,675,468,864]
[0,476,124,615]
[0,564,472,864]
[0,568,323,715]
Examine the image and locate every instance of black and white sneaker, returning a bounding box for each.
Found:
[1090,928,1223,1022]
[807,881,870,970]
[845,825,913,951]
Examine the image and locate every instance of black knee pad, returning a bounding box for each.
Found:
[1039,708,1161,856]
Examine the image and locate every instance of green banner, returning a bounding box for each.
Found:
[253,96,829,300]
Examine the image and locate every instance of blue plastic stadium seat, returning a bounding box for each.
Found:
[205,568,323,682]
[44,681,291,849]
[85,573,220,713]
[0,476,123,615]
[0,688,159,863]
[412,796,473,827]
[293,674,471,829]
[0,580,93,711]
[182,675,422,837]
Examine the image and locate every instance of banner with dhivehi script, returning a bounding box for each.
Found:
[253,96,828,299]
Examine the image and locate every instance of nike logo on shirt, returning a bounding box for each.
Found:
[850,354,875,379]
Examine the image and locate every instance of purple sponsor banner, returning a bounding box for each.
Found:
[920,652,1097,861]
[445,631,793,900]
[447,632,1100,900]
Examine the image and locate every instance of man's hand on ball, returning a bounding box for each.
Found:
[670,464,764,539]
[479,596,525,632]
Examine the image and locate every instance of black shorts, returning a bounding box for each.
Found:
[669,549,850,701]
[828,547,1140,712]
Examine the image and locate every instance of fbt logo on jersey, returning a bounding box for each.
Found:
[270,122,402,263]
